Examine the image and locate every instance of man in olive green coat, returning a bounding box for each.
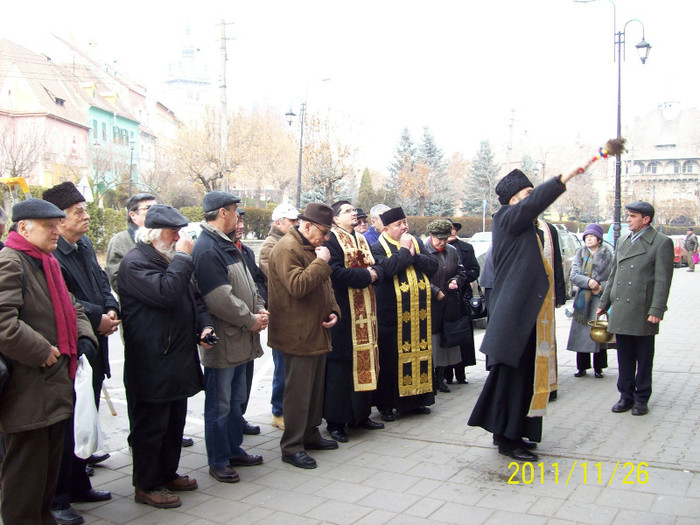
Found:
[598,201,674,416]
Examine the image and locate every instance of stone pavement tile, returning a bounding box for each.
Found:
[251,511,322,525]
[526,495,566,517]
[183,497,255,522]
[685,473,700,497]
[611,509,676,525]
[362,470,422,492]
[93,472,135,498]
[353,509,400,525]
[426,481,489,505]
[677,518,700,525]
[404,478,442,497]
[309,479,375,504]
[650,494,700,518]
[177,451,209,471]
[218,505,278,525]
[321,462,378,484]
[359,488,419,513]
[404,461,464,481]
[447,462,487,485]
[554,501,618,524]
[239,487,326,514]
[476,487,539,513]
[430,501,495,524]
[304,500,372,525]
[567,483,603,504]
[484,510,548,524]
[198,475,263,501]
[348,436,430,458]
[254,467,322,490]
[404,442,467,464]
[404,496,446,518]
[347,451,420,474]
[385,514,443,525]
[594,486,656,511]
[125,507,202,525]
[626,466,693,496]
[83,496,158,524]
[94,450,133,470]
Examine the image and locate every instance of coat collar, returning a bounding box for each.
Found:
[618,227,658,261]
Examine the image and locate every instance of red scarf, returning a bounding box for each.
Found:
[5,231,78,379]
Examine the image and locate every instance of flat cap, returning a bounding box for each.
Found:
[625,200,655,219]
[202,191,241,213]
[42,181,85,211]
[12,198,66,221]
[427,219,453,239]
[379,207,406,226]
[446,218,462,231]
[355,207,368,219]
[144,204,189,229]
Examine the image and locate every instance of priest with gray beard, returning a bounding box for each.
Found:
[118,205,215,509]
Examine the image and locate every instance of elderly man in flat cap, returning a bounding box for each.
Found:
[42,182,118,524]
[192,192,268,484]
[118,204,216,508]
[267,203,340,469]
[371,207,438,422]
[0,199,97,525]
[598,201,674,416]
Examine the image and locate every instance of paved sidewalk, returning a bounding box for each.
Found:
[73,267,700,524]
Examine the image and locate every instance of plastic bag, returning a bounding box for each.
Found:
[74,355,104,459]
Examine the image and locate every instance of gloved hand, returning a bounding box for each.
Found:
[77,337,97,363]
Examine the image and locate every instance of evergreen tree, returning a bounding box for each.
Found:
[385,128,416,208]
[417,127,453,216]
[356,168,376,211]
[464,140,500,216]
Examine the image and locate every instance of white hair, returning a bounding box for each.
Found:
[134,227,162,245]
[369,204,390,219]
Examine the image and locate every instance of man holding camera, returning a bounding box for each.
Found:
[192,192,268,483]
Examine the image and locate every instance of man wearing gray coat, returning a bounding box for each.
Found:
[598,201,674,416]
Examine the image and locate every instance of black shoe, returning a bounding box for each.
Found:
[282,451,317,469]
[549,391,557,401]
[52,507,84,525]
[594,370,604,378]
[415,406,431,415]
[85,466,95,477]
[329,429,348,443]
[229,453,264,467]
[208,465,240,483]
[86,453,110,466]
[574,370,586,377]
[380,410,396,422]
[612,398,634,413]
[181,437,194,447]
[456,378,468,384]
[305,438,339,450]
[437,380,450,393]
[445,378,454,384]
[631,401,649,416]
[70,489,112,503]
[498,445,539,462]
[359,418,385,430]
[243,421,261,435]
[492,435,537,451]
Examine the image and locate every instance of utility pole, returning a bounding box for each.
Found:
[505,108,515,175]
[218,20,234,191]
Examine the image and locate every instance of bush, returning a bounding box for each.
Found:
[241,207,272,239]
[179,206,204,223]
[87,202,126,252]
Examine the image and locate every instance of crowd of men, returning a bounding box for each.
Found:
[0,159,675,521]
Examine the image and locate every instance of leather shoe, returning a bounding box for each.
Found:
[85,466,94,477]
[271,414,285,430]
[594,370,604,378]
[243,421,261,435]
[359,418,385,430]
[86,452,110,466]
[414,406,431,415]
[181,437,194,447]
[282,451,317,469]
[135,488,181,509]
[209,465,240,483]
[70,489,112,503]
[380,409,396,422]
[574,370,586,377]
[164,474,198,491]
[229,453,264,466]
[498,445,539,462]
[437,380,450,393]
[52,507,84,525]
[631,401,649,416]
[305,438,339,450]
[612,398,634,413]
[329,429,348,442]
[492,435,537,450]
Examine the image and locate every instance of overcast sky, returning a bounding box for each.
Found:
[3,0,699,173]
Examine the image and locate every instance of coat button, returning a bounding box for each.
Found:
[630,264,634,268]
[626,298,630,302]
[618,281,621,285]
[615,298,619,301]
[629,282,632,285]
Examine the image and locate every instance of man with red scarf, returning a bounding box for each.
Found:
[0,199,96,525]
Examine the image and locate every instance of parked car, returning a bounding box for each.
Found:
[554,227,581,299]
[669,235,688,267]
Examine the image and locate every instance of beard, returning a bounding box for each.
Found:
[153,238,177,261]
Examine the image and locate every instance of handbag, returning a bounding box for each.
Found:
[440,289,471,347]
[74,355,104,459]
[467,282,487,320]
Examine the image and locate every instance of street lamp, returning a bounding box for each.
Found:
[128,139,135,198]
[286,78,330,209]
[575,0,651,247]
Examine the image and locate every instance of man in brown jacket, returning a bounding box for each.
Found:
[267,203,340,469]
[0,199,96,525]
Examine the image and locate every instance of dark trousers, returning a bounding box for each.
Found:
[280,353,326,456]
[1,420,66,525]
[240,360,254,417]
[130,398,187,491]
[52,415,92,510]
[616,334,655,403]
[576,350,608,372]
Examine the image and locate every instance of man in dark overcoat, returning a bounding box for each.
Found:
[598,201,674,416]
[119,205,215,508]
[468,165,584,462]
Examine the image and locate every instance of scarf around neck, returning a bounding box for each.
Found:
[5,230,78,379]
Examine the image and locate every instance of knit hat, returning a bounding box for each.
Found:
[42,182,85,211]
[495,169,534,205]
[581,223,604,242]
[12,198,66,221]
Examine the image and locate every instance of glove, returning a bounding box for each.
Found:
[77,337,98,363]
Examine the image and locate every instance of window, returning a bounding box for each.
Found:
[647,162,658,174]
[683,161,695,174]
[101,122,106,142]
[92,120,97,139]
[673,161,681,174]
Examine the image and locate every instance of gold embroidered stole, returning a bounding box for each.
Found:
[378,233,433,397]
[528,222,557,416]
[332,226,379,391]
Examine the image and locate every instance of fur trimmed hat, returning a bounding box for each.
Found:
[42,181,85,211]
[495,169,534,205]
[379,207,406,226]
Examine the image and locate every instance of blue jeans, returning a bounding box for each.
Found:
[204,365,247,468]
[271,349,285,417]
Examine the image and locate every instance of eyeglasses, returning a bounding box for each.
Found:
[137,205,152,212]
[312,223,331,236]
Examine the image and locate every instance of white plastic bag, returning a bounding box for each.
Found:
[74,355,104,459]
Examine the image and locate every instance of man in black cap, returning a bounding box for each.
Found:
[598,201,674,416]
[353,207,369,235]
[0,199,96,525]
[684,227,697,272]
[192,192,268,484]
[118,204,216,508]
[42,182,117,524]
[371,207,438,421]
[267,203,340,469]
[469,164,585,461]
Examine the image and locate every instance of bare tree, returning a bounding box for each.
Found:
[0,116,44,179]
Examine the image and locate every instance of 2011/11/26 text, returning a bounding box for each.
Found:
[507,461,649,485]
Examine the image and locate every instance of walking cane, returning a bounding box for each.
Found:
[101,384,117,416]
